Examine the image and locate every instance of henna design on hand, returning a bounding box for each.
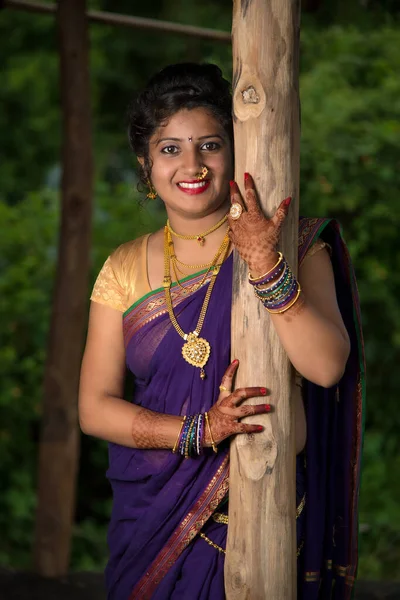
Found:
[228,173,291,276]
[204,360,272,447]
[131,407,173,449]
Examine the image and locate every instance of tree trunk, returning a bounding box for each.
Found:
[33,0,93,577]
[225,1,301,599]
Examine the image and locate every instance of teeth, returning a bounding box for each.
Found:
[178,181,208,189]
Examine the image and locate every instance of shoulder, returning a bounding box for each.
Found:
[91,234,150,312]
[298,216,335,265]
[109,234,149,273]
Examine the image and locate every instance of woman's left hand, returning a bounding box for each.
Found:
[227,172,291,278]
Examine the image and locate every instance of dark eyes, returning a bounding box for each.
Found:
[201,141,220,151]
[160,141,221,155]
[161,145,179,155]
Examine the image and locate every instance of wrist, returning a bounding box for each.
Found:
[249,252,280,281]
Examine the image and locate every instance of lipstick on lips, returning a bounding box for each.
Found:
[177,179,211,195]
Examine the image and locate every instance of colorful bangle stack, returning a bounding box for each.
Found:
[249,252,302,314]
[173,414,205,459]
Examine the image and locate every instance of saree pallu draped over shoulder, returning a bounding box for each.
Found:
[104,218,365,600]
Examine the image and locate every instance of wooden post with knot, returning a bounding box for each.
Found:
[226,1,301,598]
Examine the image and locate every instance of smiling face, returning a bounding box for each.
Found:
[145,107,233,222]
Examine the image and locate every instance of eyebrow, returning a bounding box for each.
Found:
[155,134,225,146]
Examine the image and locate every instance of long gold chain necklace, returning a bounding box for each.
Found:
[166,226,228,291]
[174,255,213,270]
[167,213,228,246]
[163,226,230,379]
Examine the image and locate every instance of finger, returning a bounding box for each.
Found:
[230,386,268,406]
[229,180,244,206]
[271,196,291,230]
[243,172,260,213]
[236,423,265,435]
[219,359,239,395]
[231,403,272,418]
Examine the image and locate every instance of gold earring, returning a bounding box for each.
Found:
[146,179,158,200]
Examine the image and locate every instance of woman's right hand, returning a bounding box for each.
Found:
[204,359,272,448]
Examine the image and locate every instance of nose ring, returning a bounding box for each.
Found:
[196,166,208,181]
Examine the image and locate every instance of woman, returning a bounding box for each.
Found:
[79,63,365,600]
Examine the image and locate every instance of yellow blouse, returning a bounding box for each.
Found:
[90,235,330,313]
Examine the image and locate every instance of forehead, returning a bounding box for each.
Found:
[153,107,224,139]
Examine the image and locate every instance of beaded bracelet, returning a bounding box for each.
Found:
[254,263,291,296]
[178,417,192,456]
[248,252,284,286]
[259,277,298,307]
[172,416,187,454]
[174,413,209,458]
[254,267,295,303]
[263,280,299,310]
[255,269,294,300]
[185,417,197,459]
[196,414,204,456]
[251,253,302,314]
[267,284,302,314]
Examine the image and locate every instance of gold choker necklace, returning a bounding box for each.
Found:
[166,213,228,246]
[163,226,230,379]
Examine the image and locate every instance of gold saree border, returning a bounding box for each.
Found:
[123,270,213,349]
[304,562,356,588]
[124,218,323,349]
[129,454,229,600]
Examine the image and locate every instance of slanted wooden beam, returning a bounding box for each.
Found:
[226,1,301,598]
[33,0,93,577]
[4,0,231,43]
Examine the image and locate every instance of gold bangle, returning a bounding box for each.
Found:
[172,416,187,454]
[205,411,218,454]
[248,252,283,282]
[184,417,196,459]
[266,284,302,314]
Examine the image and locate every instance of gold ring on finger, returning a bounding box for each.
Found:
[230,203,243,220]
[219,385,229,392]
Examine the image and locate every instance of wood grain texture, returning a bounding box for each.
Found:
[33,0,93,577]
[226,1,301,598]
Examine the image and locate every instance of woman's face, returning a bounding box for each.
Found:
[146,107,233,220]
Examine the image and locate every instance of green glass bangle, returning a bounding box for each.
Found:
[255,268,292,298]
[254,274,295,302]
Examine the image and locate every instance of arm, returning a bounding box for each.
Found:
[228,173,350,389]
[269,247,350,388]
[78,300,183,448]
[79,302,269,449]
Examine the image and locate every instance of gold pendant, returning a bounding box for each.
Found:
[182,333,211,379]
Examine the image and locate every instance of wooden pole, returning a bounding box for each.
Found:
[4,0,231,43]
[33,0,93,577]
[226,1,301,599]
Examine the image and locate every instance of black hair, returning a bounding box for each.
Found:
[127,63,233,187]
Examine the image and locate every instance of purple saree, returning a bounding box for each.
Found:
[104,218,365,600]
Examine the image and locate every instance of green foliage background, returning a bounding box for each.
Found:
[1,0,399,581]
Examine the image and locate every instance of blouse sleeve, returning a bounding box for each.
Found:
[303,238,332,261]
[90,256,126,312]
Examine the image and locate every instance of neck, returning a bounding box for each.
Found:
[166,201,230,238]
[166,203,231,261]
